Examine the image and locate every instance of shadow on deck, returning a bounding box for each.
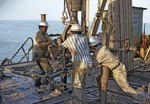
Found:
[0,59,150,104]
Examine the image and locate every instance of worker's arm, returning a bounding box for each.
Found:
[47,36,58,47]
[57,35,63,46]
[38,41,51,47]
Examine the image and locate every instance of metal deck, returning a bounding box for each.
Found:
[0,59,150,104]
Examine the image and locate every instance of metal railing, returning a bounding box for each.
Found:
[9,37,33,63]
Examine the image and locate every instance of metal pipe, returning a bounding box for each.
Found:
[100,66,109,104]
[41,14,47,21]
[86,0,89,34]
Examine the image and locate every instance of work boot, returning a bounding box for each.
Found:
[132,86,146,103]
[34,77,41,87]
[41,74,48,85]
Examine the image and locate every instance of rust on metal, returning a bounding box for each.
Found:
[41,14,47,21]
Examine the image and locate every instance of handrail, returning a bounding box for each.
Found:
[10,37,33,63]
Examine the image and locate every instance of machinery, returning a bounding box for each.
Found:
[1,0,150,104]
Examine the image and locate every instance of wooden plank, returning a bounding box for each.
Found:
[65,0,72,19]
[122,0,126,61]
[125,0,129,71]
[86,0,89,35]
[111,0,134,72]
[125,0,134,73]
[126,0,130,72]
[128,0,134,73]
[81,0,89,35]
[118,0,124,60]
[108,0,113,48]
[112,0,117,49]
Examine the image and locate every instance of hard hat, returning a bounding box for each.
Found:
[70,24,81,32]
[89,36,101,46]
[38,21,49,27]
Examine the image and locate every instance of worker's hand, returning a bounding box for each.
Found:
[87,64,93,76]
[65,54,71,58]
[58,46,62,51]
[46,41,51,46]
[52,42,57,47]
[52,59,57,72]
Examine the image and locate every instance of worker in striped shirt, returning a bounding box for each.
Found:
[60,24,93,104]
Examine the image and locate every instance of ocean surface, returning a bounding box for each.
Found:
[0,20,150,64]
[0,20,65,64]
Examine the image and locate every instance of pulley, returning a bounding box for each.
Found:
[61,0,69,23]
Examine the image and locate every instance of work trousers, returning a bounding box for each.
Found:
[33,53,53,75]
[95,45,137,94]
[112,63,137,94]
[72,61,92,104]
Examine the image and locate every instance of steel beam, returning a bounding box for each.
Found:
[88,0,107,37]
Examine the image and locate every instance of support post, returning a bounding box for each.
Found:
[81,0,89,35]
[88,0,107,37]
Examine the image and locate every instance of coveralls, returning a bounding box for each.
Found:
[93,45,138,94]
[33,31,53,85]
[62,34,92,104]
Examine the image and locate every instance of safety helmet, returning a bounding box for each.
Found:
[38,21,49,27]
[70,24,81,32]
[89,36,101,46]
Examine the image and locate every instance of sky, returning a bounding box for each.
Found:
[0,0,150,23]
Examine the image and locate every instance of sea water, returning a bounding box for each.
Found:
[0,20,65,63]
[0,20,149,64]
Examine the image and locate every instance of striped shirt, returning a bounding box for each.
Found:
[62,34,92,64]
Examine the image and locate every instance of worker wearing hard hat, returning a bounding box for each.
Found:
[59,24,93,104]
[89,36,144,96]
[33,21,56,87]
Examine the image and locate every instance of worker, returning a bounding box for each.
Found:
[33,20,56,87]
[89,36,144,97]
[59,24,93,104]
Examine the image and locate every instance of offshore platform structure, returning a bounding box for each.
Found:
[61,0,137,103]
[1,0,150,104]
[61,0,134,70]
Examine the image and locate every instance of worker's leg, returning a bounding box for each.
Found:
[112,63,137,94]
[33,53,53,75]
[72,61,91,104]
[96,46,137,94]
[39,58,53,75]
[33,54,53,86]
